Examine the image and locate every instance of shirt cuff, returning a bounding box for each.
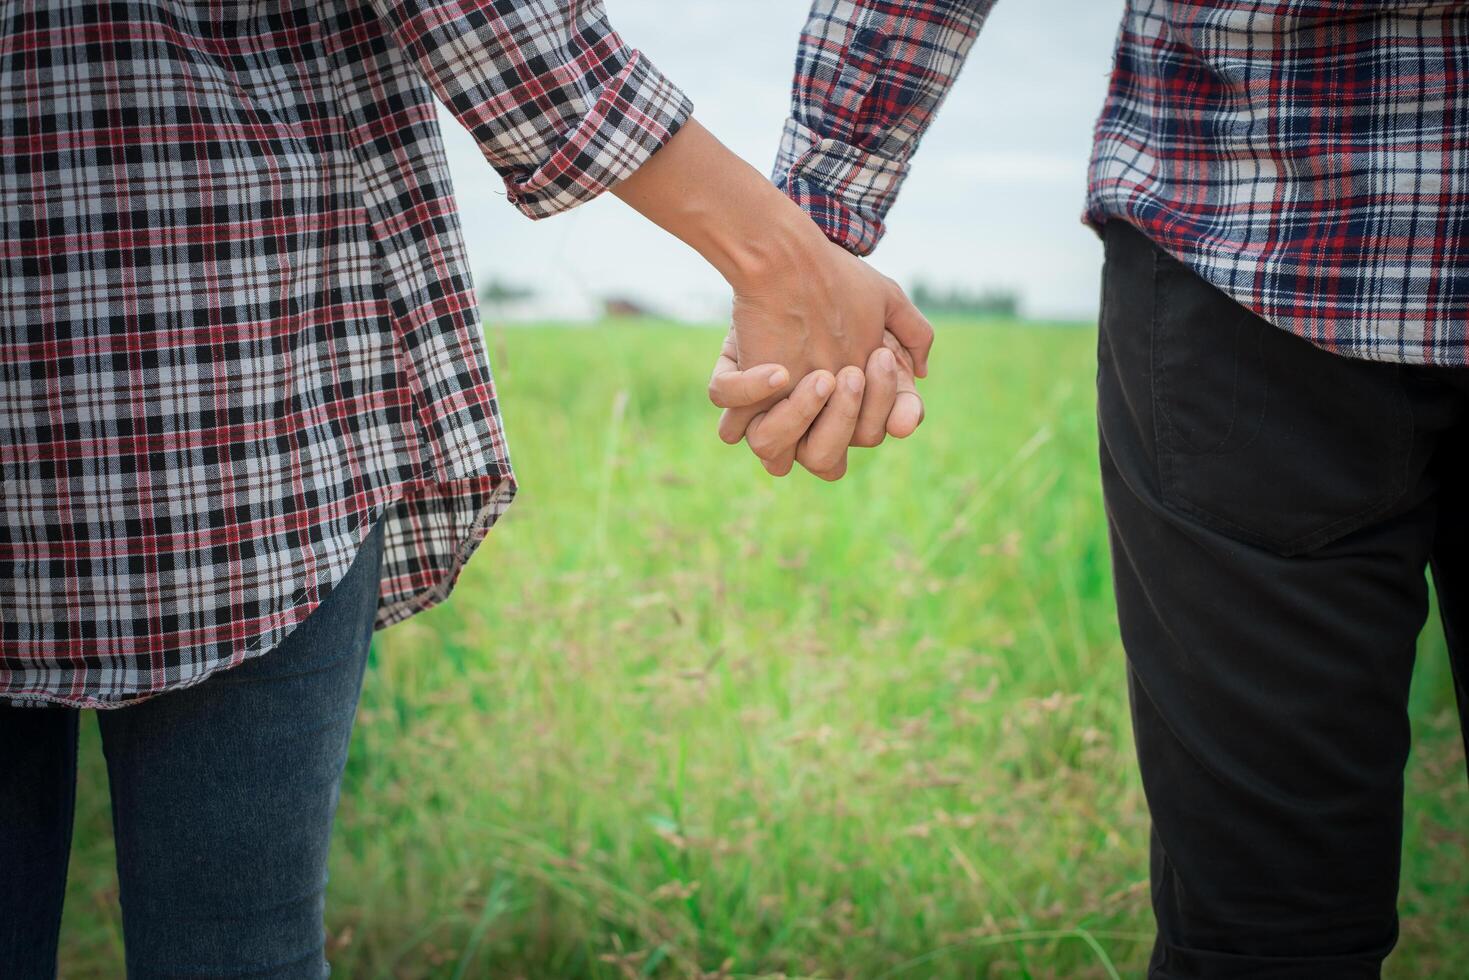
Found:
[772,117,910,256]
[504,50,693,220]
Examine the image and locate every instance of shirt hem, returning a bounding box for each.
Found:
[0,474,517,711]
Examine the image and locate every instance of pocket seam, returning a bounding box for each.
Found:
[1149,254,1414,556]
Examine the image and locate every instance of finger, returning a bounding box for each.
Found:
[882,332,923,438]
[885,281,935,378]
[708,362,790,409]
[851,346,898,448]
[746,371,835,461]
[748,411,796,476]
[762,447,796,477]
[797,366,865,479]
[888,392,924,438]
[887,370,925,439]
[885,329,916,373]
[718,405,763,444]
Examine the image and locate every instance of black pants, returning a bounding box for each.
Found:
[1098,221,1469,978]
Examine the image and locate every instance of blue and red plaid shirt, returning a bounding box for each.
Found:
[774,0,1469,364]
[9,0,1468,707]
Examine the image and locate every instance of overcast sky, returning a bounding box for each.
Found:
[436,0,1125,322]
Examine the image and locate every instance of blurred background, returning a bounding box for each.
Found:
[445,0,1120,325]
[57,1,1469,977]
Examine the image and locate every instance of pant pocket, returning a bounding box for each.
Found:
[1150,249,1413,556]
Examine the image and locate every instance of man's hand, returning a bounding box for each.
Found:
[708,330,925,480]
[710,227,932,480]
[724,228,933,392]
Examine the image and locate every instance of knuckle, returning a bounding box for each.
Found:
[805,445,841,472]
[799,446,834,473]
[807,454,837,474]
[750,429,789,460]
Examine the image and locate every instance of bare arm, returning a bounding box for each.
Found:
[612,119,933,391]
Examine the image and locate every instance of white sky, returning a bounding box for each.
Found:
[436,0,1126,322]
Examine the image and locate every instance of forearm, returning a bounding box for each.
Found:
[611,119,827,290]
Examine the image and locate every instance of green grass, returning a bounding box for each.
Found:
[59,321,1469,978]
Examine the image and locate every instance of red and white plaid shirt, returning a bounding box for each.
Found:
[775,0,1469,363]
[0,0,690,706]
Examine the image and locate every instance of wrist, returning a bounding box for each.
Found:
[610,117,830,291]
[704,188,828,291]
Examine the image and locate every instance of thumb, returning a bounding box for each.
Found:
[884,281,934,379]
[883,331,924,438]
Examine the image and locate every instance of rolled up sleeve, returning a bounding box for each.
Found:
[370,0,693,219]
[774,0,994,255]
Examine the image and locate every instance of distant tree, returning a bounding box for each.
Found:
[476,275,534,312]
[911,280,1022,319]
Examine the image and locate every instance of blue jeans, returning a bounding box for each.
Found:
[0,519,384,979]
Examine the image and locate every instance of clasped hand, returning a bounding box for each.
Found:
[605,118,932,468]
[709,232,932,481]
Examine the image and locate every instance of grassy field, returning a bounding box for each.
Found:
[59,321,1469,978]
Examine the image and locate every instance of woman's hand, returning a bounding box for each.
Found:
[610,118,932,477]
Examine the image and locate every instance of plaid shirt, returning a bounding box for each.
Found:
[776,0,1469,364]
[0,0,691,707]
